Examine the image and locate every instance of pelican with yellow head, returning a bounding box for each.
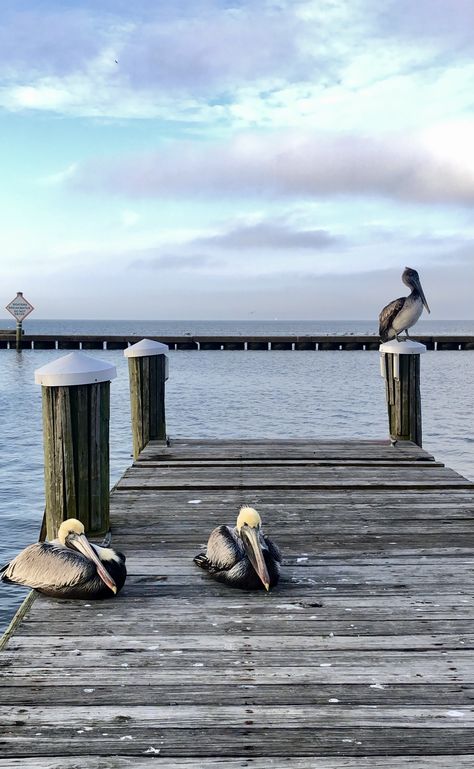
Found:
[1,518,126,599]
[194,506,281,591]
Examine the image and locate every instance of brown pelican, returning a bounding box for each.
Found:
[0,518,126,599]
[379,267,430,342]
[194,506,281,591]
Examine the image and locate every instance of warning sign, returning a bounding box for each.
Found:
[6,292,34,322]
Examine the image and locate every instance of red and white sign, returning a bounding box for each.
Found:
[5,292,34,322]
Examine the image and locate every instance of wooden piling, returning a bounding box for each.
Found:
[125,339,168,459]
[35,352,116,540]
[15,321,22,351]
[380,340,425,447]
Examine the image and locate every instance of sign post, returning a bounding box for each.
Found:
[5,292,34,351]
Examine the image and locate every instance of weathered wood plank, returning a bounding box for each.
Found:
[2,757,474,769]
[119,466,465,481]
[4,703,474,727]
[13,618,474,638]
[15,592,474,614]
[3,682,473,706]
[6,633,474,652]
[135,459,444,467]
[2,650,474,677]
[116,463,472,489]
[2,727,474,758]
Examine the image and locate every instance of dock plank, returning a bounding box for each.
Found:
[3,759,474,769]
[1,438,474,765]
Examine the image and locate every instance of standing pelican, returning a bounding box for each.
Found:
[379,267,430,342]
[194,506,281,591]
[0,518,126,599]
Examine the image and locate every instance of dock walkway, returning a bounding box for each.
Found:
[2,438,474,766]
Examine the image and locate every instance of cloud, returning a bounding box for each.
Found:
[121,210,140,227]
[71,128,474,206]
[39,162,78,186]
[119,6,313,93]
[131,252,219,270]
[0,2,333,118]
[0,8,107,75]
[376,0,474,45]
[196,219,341,250]
[0,0,472,133]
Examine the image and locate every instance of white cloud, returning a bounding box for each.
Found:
[71,127,474,206]
[120,210,140,227]
[0,0,472,132]
[39,162,78,187]
[195,218,341,250]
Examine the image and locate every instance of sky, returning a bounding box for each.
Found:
[1,0,473,320]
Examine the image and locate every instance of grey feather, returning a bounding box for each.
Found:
[1,543,96,591]
[379,297,405,342]
[205,525,243,569]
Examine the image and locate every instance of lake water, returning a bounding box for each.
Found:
[3,318,474,336]
[1,319,473,631]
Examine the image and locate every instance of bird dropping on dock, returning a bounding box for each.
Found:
[194,506,281,591]
[379,267,430,342]
[0,518,126,599]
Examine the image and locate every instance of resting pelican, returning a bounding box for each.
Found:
[0,518,126,599]
[379,267,430,342]
[194,506,281,591]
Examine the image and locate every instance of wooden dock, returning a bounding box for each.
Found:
[2,438,474,766]
[2,332,474,351]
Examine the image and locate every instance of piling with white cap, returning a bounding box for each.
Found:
[35,352,117,539]
[124,339,169,459]
[379,339,426,446]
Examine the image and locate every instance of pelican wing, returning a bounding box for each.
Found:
[379,297,404,342]
[193,553,260,589]
[202,525,243,570]
[264,536,282,564]
[0,542,96,591]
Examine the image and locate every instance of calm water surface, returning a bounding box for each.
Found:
[4,318,474,336]
[0,321,473,631]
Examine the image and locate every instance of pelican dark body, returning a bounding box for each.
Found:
[194,507,281,591]
[1,519,126,599]
[379,267,430,342]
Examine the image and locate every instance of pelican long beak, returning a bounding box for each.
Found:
[413,274,430,314]
[240,525,271,591]
[70,533,117,594]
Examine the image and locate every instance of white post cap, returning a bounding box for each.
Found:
[35,351,117,387]
[379,339,427,355]
[124,338,169,358]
